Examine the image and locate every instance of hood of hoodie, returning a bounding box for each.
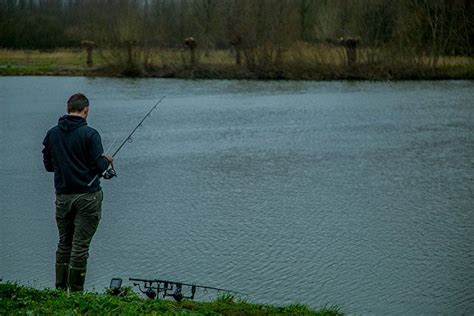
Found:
[58,115,87,132]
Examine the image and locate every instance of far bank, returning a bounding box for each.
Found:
[1,48,473,80]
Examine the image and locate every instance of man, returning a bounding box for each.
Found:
[42,93,113,292]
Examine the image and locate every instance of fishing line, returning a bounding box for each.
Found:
[87,96,166,186]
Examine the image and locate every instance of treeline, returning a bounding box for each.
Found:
[1,0,473,79]
[1,0,473,52]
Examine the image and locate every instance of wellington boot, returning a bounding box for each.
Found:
[68,266,87,292]
[55,263,69,290]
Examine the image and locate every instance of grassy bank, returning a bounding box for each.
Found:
[0,283,342,315]
[1,47,473,80]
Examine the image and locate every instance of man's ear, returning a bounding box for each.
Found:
[83,107,89,115]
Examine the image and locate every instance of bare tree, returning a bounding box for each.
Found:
[193,0,221,56]
[298,0,314,42]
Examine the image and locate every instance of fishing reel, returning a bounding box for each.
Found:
[103,162,117,180]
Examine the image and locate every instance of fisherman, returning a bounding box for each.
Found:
[42,93,113,292]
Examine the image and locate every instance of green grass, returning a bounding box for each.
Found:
[0,283,343,315]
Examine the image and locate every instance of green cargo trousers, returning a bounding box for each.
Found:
[55,190,102,269]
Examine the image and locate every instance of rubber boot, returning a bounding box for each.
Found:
[55,263,69,290]
[68,266,87,292]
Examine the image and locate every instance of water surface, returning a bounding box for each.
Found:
[1,77,473,315]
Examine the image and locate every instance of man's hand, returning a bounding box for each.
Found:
[101,154,116,180]
[102,154,114,164]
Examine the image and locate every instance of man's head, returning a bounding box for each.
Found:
[67,93,89,118]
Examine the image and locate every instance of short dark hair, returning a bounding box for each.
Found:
[67,93,89,113]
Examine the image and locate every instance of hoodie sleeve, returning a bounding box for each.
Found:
[42,131,54,172]
[89,131,109,174]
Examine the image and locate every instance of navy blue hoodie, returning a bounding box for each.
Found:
[42,115,109,194]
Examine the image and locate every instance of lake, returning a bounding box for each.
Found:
[0,77,473,315]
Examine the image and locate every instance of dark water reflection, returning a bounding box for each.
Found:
[1,77,473,315]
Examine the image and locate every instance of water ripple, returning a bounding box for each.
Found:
[1,78,473,315]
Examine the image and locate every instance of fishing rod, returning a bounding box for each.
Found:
[87,96,166,186]
[128,277,246,302]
